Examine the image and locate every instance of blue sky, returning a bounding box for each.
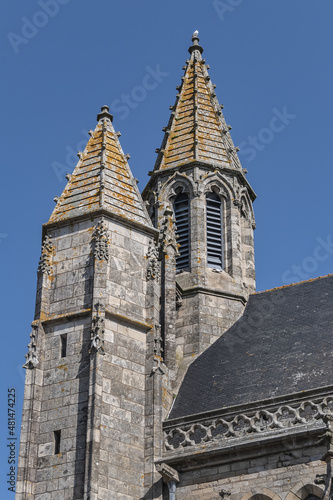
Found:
[1,1,333,496]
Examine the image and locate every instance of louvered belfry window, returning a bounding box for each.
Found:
[173,192,190,271]
[206,192,223,269]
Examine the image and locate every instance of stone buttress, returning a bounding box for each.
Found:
[143,32,256,389]
[16,106,167,499]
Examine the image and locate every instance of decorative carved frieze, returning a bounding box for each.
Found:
[89,302,105,355]
[23,324,39,369]
[164,397,333,452]
[146,240,160,281]
[38,235,54,275]
[92,220,110,262]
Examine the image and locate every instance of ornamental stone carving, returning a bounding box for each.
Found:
[319,412,333,452]
[92,220,110,261]
[159,206,179,257]
[152,325,165,375]
[146,240,160,281]
[38,235,54,275]
[164,397,333,451]
[23,324,39,369]
[89,302,105,355]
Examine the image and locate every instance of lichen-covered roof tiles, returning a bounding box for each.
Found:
[48,106,152,228]
[154,31,242,171]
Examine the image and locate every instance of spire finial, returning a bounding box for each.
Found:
[97,105,113,123]
[189,30,203,55]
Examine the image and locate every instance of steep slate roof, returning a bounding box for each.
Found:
[169,275,333,419]
[154,31,242,171]
[48,106,152,228]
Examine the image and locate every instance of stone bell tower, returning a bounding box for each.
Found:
[16,32,257,500]
[143,31,256,385]
[16,105,161,499]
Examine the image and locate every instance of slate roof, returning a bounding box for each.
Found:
[48,106,152,228]
[169,275,333,419]
[153,31,242,172]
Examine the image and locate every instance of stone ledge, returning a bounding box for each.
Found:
[42,208,159,239]
[163,388,333,463]
[179,285,247,304]
[105,307,152,332]
[159,424,325,471]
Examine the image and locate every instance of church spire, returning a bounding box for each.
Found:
[48,105,152,229]
[153,31,242,172]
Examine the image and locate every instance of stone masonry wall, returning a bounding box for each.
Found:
[175,290,245,360]
[33,317,91,499]
[17,215,156,499]
[97,318,147,499]
[174,443,328,500]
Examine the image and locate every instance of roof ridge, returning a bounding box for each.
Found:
[253,273,333,295]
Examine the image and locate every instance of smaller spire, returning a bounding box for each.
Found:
[97,105,113,122]
[189,30,203,55]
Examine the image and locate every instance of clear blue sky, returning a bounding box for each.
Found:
[1,1,332,496]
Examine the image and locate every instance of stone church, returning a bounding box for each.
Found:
[16,32,333,499]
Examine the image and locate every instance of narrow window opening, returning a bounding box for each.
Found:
[206,192,223,269]
[173,192,190,271]
[60,334,67,358]
[54,430,61,454]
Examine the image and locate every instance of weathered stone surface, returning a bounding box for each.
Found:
[17,32,332,500]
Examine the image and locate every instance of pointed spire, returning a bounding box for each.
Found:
[153,32,242,172]
[48,106,152,229]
